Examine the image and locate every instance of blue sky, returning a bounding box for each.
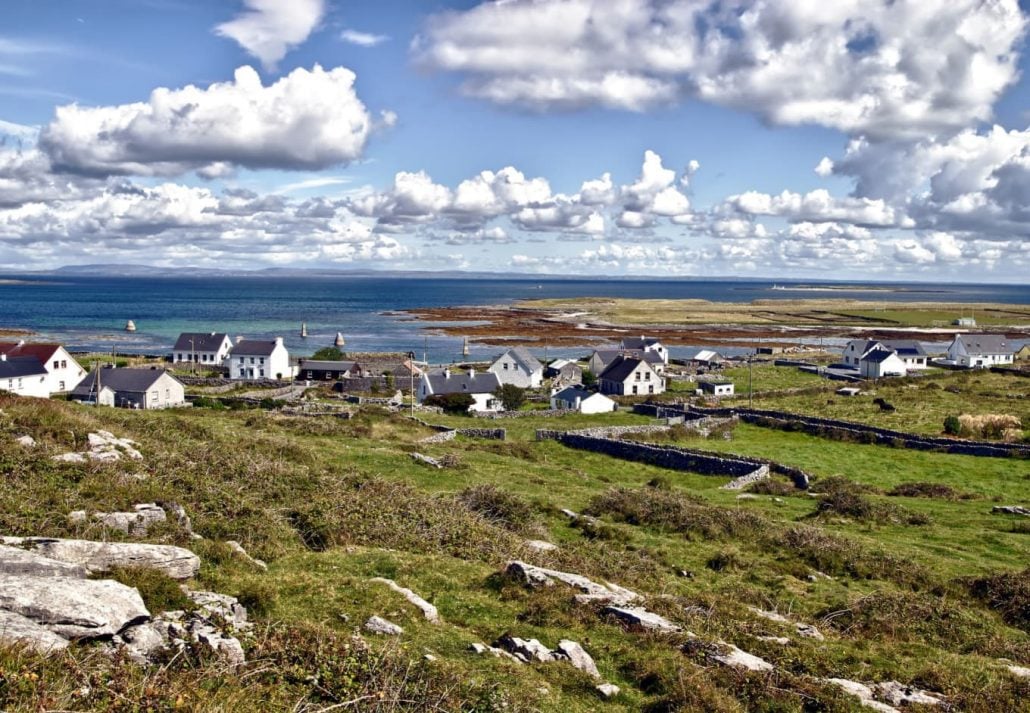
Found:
[1,0,1028,281]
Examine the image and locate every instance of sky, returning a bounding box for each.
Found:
[1,0,1029,281]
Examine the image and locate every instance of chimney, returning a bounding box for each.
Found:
[0,354,5,362]
[274,337,284,346]
[443,368,451,379]
[468,367,476,378]
[236,335,245,344]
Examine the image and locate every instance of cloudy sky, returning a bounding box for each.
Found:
[1,0,1029,281]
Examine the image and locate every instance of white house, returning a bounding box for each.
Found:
[70,368,186,409]
[842,340,928,371]
[691,349,725,366]
[550,386,616,414]
[598,356,665,397]
[227,337,292,380]
[946,334,1014,368]
[418,368,502,412]
[489,347,544,388]
[0,341,85,393]
[589,349,665,377]
[0,356,50,398]
[173,332,233,367]
[700,380,735,397]
[859,347,907,378]
[619,336,669,364]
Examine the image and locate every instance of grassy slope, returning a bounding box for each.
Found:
[0,395,1028,711]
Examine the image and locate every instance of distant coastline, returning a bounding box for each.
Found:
[770,284,947,294]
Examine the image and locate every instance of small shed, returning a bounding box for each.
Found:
[700,381,734,397]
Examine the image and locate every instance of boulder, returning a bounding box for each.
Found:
[873,681,944,707]
[369,578,439,623]
[69,504,167,537]
[825,679,900,713]
[709,642,774,672]
[505,561,639,605]
[0,609,70,652]
[3,537,200,580]
[0,544,87,578]
[470,642,522,663]
[364,616,403,636]
[410,452,443,468]
[0,573,149,639]
[601,606,682,633]
[1006,664,1030,678]
[185,590,249,629]
[554,639,600,679]
[596,683,620,699]
[992,505,1030,517]
[15,435,35,448]
[495,634,554,663]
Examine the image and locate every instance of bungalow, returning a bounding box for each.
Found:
[545,359,583,386]
[598,355,665,397]
[859,347,907,378]
[619,336,668,364]
[842,340,928,371]
[227,337,292,380]
[550,386,616,414]
[488,347,544,388]
[946,334,1014,368]
[691,349,725,367]
[172,332,233,366]
[700,380,734,397]
[0,341,85,393]
[417,368,502,412]
[589,349,665,377]
[70,367,185,409]
[296,359,364,382]
[0,356,50,398]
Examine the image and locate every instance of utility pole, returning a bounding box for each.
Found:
[190,337,196,375]
[408,351,416,417]
[748,352,754,409]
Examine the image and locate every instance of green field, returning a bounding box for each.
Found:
[0,394,1027,711]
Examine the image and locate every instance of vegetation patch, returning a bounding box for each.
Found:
[887,482,974,500]
[456,484,537,534]
[966,568,1030,632]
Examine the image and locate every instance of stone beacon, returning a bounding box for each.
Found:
[334,332,345,347]
[124,320,136,333]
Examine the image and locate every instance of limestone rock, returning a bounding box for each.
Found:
[825,679,900,713]
[470,642,522,662]
[15,435,35,448]
[0,544,87,578]
[748,606,824,640]
[525,539,558,553]
[505,561,639,605]
[3,537,200,580]
[495,634,553,663]
[369,577,439,623]
[53,453,87,463]
[0,573,149,639]
[70,503,167,537]
[411,452,442,468]
[602,606,682,633]
[709,642,774,672]
[0,609,70,652]
[554,639,600,679]
[185,590,249,629]
[1006,663,1030,678]
[757,635,790,645]
[364,615,403,636]
[596,683,620,699]
[226,541,268,571]
[873,681,944,707]
[992,505,1030,517]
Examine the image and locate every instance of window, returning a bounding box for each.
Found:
[151,390,158,402]
[59,381,65,390]
[307,371,314,379]
[648,385,654,394]
[250,357,255,364]
[53,360,59,369]
[503,363,509,370]
[165,389,169,399]
[259,357,265,365]
[644,372,650,381]
[632,385,638,395]
[259,369,265,377]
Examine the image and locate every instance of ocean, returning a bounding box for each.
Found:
[1,274,1027,361]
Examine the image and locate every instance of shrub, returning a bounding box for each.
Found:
[966,568,1030,631]
[586,487,768,540]
[888,482,972,500]
[311,346,344,361]
[581,370,597,387]
[944,414,962,435]
[456,484,536,533]
[425,393,475,415]
[493,383,526,411]
[745,478,797,496]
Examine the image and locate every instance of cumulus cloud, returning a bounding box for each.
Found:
[215,0,325,71]
[721,188,905,228]
[341,29,389,47]
[38,65,380,177]
[415,0,1027,138]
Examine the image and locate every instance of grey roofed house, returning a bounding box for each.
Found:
[861,348,897,364]
[228,340,279,356]
[173,332,230,352]
[423,369,501,395]
[0,356,48,379]
[71,367,170,396]
[956,334,1011,355]
[620,336,661,350]
[598,355,647,382]
[853,339,927,357]
[553,385,591,402]
[590,348,664,371]
[503,346,544,373]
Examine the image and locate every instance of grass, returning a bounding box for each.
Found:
[0,392,1027,711]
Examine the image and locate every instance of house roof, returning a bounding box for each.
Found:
[424,369,501,395]
[298,360,360,371]
[700,380,733,390]
[862,348,899,364]
[71,367,176,396]
[849,339,927,359]
[957,334,1012,355]
[495,346,543,373]
[693,349,723,362]
[598,355,651,382]
[620,336,661,350]
[0,356,49,379]
[228,340,282,357]
[548,358,575,370]
[0,342,63,363]
[553,386,591,402]
[173,332,230,352]
[592,349,663,367]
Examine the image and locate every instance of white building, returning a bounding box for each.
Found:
[488,347,544,388]
[227,337,292,380]
[70,368,186,409]
[842,340,927,371]
[418,368,502,412]
[0,341,85,393]
[619,336,669,364]
[173,332,233,366]
[598,356,665,397]
[700,381,735,397]
[946,334,1014,368]
[589,349,665,377]
[0,356,50,398]
[550,386,616,414]
[859,347,908,378]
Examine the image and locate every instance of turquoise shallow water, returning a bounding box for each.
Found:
[0,274,1026,360]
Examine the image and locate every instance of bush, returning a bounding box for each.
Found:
[581,370,597,387]
[311,346,344,361]
[966,568,1030,631]
[456,484,536,533]
[944,414,962,435]
[493,383,526,411]
[425,393,475,415]
[585,487,768,540]
[888,482,972,500]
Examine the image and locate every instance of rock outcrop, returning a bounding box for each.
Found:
[554,639,601,679]
[602,606,683,633]
[369,578,439,623]
[364,615,403,636]
[992,505,1030,517]
[505,561,639,605]
[0,609,71,653]
[68,503,167,537]
[0,544,88,578]
[2,537,200,580]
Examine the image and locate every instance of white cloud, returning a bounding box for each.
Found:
[618,150,692,225]
[215,0,325,71]
[39,65,380,177]
[415,0,1027,138]
[722,188,904,228]
[340,29,389,47]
